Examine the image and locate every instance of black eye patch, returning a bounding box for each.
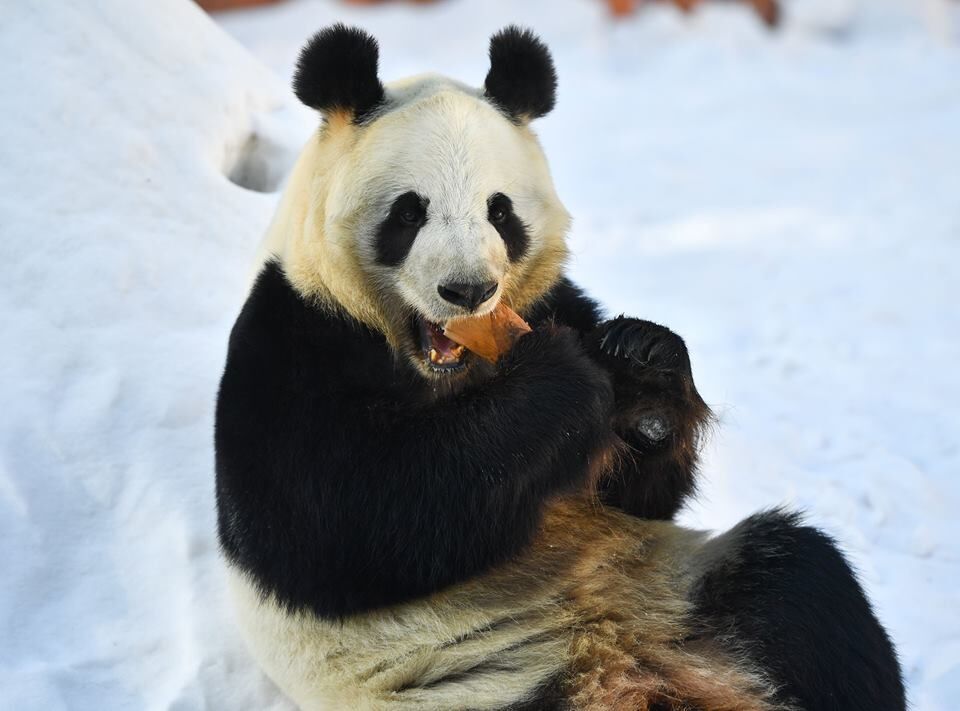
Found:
[487,193,529,262]
[375,191,429,266]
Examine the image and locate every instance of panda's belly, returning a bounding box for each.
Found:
[225,563,570,711]
[224,501,778,711]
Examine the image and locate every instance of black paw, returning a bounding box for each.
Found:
[597,317,692,378]
[590,317,704,449]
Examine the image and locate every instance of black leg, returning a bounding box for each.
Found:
[690,510,906,711]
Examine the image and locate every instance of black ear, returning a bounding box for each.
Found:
[484,26,557,123]
[293,24,385,122]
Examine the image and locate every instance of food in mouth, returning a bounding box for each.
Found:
[443,303,531,363]
[416,304,531,371]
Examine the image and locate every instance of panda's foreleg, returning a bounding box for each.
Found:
[524,280,711,519]
[586,316,712,520]
[321,325,615,612]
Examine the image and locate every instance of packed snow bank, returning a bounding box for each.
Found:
[0,1,308,708]
[2,0,958,709]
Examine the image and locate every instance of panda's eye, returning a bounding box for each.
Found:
[376,191,429,266]
[487,192,529,262]
[488,193,511,225]
[392,192,427,227]
[399,209,421,225]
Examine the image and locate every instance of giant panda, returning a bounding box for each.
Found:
[215,25,905,711]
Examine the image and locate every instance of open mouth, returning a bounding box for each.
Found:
[416,317,467,371]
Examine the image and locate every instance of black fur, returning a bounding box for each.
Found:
[488,192,530,261]
[375,191,429,266]
[690,510,906,710]
[484,26,557,122]
[525,279,712,519]
[294,24,385,122]
[215,262,614,619]
[506,676,569,710]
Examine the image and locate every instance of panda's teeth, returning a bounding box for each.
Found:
[419,318,466,370]
[428,346,464,366]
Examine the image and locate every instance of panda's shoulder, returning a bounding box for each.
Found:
[224,260,389,384]
[231,261,365,342]
[230,261,318,341]
[525,276,604,332]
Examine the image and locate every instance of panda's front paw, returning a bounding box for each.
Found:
[590,317,704,450]
[597,317,692,379]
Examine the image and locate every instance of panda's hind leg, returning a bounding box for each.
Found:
[689,510,905,711]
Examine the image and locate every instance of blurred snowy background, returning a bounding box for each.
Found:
[1,0,958,708]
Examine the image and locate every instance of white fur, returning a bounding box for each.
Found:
[226,564,569,711]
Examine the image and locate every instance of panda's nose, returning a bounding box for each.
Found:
[437,281,498,311]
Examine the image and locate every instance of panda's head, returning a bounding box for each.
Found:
[279,25,569,378]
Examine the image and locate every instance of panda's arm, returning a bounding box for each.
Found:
[216,277,613,619]
[526,277,712,520]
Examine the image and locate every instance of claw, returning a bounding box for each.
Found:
[600,331,611,353]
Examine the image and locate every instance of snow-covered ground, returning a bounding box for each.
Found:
[1,0,957,708]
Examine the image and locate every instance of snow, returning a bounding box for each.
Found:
[1,0,957,708]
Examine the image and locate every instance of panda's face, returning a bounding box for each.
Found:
[325,82,569,377]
